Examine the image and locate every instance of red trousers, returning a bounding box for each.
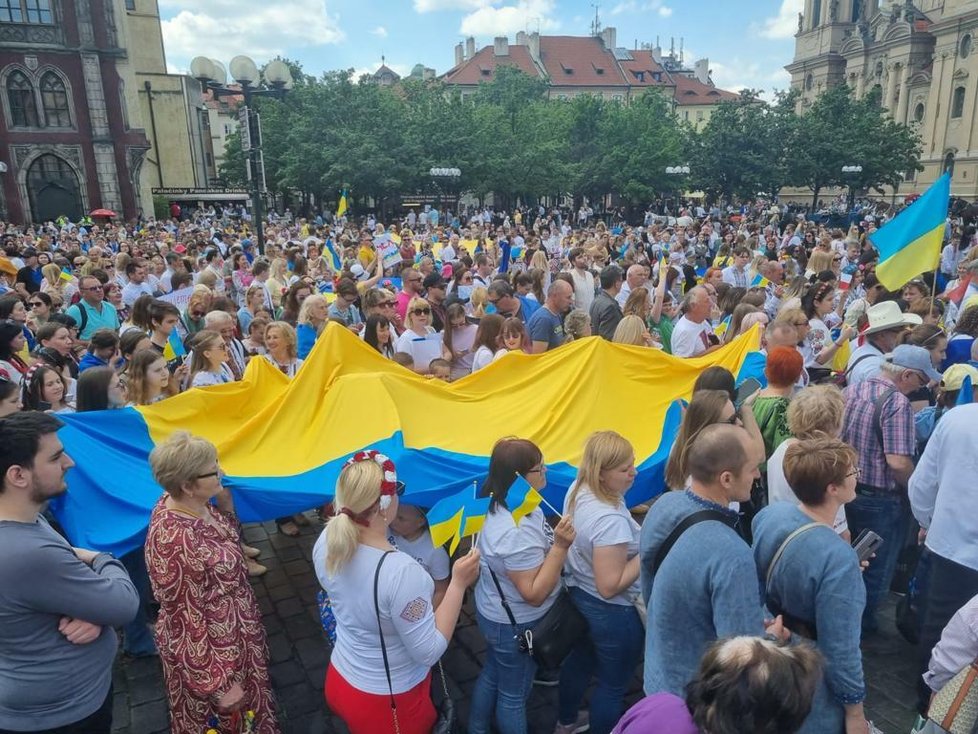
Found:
[325,663,436,734]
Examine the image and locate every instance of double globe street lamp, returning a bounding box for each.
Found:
[191,56,294,256]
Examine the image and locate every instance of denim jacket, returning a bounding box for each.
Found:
[753,502,866,733]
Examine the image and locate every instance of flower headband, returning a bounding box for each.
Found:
[342,450,401,511]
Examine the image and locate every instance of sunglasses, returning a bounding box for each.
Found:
[412,308,431,316]
[28,301,43,307]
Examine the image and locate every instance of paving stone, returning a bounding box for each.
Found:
[276,681,322,718]
[296,641,329,671]
[270,660,307,688]
[128,673,163,706]
[267,632,293,664]
[275,597,305,619]
[242,525,269,543]
[128,700,168,733]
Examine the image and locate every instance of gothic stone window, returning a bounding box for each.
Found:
[952,86,966,119]
[40,71,70,127]
[0,0,53,23]
[6,70,39,127]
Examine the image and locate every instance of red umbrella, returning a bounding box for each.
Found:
[89,208,116,218]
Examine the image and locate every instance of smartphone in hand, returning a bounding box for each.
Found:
[735,377,762,408]
[852,529,883,563]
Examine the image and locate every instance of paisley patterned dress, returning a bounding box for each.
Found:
[145,497,279,733]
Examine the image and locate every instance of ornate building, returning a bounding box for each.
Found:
[788,0,978,197]
[442,27,738,131]
[0,0,151,222]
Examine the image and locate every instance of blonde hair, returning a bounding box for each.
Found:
[149,431,218,498]
[325,460,384,575]
[41,263,62,287]
[568,430,634,510]
[405,296,430,329]
[469,287,487,318]
[197,269,218,289]
[786,385,845,438]
[297,293,328,326]
[188,329,224,382]
[612,315,647,346]
[806,250,834,274]
[530,250,548,270]
[264,321,297,359]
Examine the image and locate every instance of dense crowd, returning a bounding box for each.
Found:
[1,199,978,734]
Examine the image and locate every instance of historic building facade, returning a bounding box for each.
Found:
[788,0,978,198]
[441,27,738,131]
[0,0,151,222]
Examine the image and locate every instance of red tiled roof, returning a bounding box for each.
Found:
[672,74,739,105]
[618,50,674,88]
[537,35,627,86]
[441,45,542,85]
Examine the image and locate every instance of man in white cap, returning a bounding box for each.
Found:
[842,344,942,635]
[845,301,922,387]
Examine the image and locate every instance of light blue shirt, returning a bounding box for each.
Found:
[639,490,764,696]
[911,403,978,572]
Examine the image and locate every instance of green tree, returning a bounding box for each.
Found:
[218,129,247,186]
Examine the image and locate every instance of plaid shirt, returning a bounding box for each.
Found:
[842,376,915,491]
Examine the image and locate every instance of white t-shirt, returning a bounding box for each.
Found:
[563,483,640,605]
[804,317,832,368]
[471,345,495,373]
[671,315,714,358]
[389,531,450,581]
[394,327,439,370]
[313,532,447,694]
[767,439,848,534]
[570,269,595,312]
[474,507,559,624]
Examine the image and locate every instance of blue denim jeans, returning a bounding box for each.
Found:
[844,489,911,635]
[469,609,539,734]
[120,548,157,656]
[558,586,644,734]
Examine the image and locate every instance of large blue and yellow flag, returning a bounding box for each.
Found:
[51,324,764,556]
[870,173,950,291]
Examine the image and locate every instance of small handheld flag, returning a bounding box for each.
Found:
[336,189,349,219]
[162,331,186,362]
[427,482,491,553]
[59,268,73,283]
[750,273,770,288]
[507,474,543,526]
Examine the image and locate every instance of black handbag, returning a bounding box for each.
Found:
[488,568,589,670]
[374,551,457,734]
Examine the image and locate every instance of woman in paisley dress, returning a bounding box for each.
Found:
[145,432,279,733]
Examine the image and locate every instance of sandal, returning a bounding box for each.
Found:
[278,521,300,537]
[293,512,311,527]
[240,543,261,559]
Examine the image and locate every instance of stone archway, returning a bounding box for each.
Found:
[27,153,81,222]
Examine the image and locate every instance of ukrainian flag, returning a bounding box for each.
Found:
[870,173,950,291]
[50,324,765,556]
[336,189,349,219]
[162,330,186,362]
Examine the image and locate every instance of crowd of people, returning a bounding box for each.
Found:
[1,198,978,734]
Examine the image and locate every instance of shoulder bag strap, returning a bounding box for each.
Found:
[652,509,739,578]
[765,522,823,590]
[872,386,899,448]
[373,550,400,734]
[844,352,876,377]
[488,566,520,631]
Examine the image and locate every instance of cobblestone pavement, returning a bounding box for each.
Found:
[111,516,920,734]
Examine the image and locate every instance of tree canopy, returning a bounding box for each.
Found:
[218,63,922,213]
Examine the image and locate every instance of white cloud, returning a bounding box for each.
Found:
[709,58,792,101]
[459,0,559,37]
[759,0,803,39]
[658,5,672,17]
[350,62,413,81]
[371,25,388,37]
[611,0,671,16]
[160,0,343,67]
[413,0,490,11]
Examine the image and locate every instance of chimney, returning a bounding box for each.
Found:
[601,26,617,50]
[528,31,541,62]
[494,36,509,56]
[466,36,476,59]
[694,58,710,85]
[516,30,527,46]
[455,42,464,67]
[651,45,662,63]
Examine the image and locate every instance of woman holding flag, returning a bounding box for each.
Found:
[470,438,576,734]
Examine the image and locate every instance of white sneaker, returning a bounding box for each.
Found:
[553,711,589,734]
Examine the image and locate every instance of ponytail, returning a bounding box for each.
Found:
[323,460,383,576]
[325,513,361,576]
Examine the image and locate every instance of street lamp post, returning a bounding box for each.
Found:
[429,167,461,213]
[665,165,690,215]
[191,56,293,256]
[841,164,863,214]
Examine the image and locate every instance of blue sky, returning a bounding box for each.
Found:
[160,0,802,96]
